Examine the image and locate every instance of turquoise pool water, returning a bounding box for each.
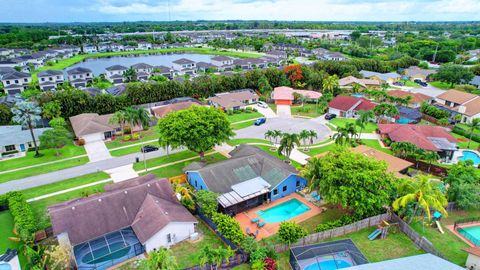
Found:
[397,117,415,124]
[351,93,364,98]
[458,226,480,246]
[0,264,12,270]
[304,259,352,270]
[459,151,480,166]
[257,198,310,223]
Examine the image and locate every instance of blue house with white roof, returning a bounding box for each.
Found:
[183,144,307,215]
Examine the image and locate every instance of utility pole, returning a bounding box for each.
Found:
[432,44,439,63]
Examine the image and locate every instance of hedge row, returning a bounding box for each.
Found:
[452,126,480,143]
[5,192,37,237]
[315,215,362,233]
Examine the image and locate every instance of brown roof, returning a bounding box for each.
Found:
[69,113,118,137]
[404,66,437,78]
[464,246,480,257]
[151,101,200,118]
[352,145,413,177]
[436,90,478,105]
[462,97,480,117]
[208,89,259,109]
[338,76,381,88]
[48,174,196,245]
[388,90,432,104]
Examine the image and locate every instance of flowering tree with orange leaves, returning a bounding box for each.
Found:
[283,64,304,84]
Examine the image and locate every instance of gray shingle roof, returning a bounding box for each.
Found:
[0,126,51,147]
[360,70,401,81]
[67,67,92,75]
[106,65,127,71]
[38,70,63,77]
[131,63,153,69]
[346,254,463,270]
[173,58,195,64]
[2,71,30,80]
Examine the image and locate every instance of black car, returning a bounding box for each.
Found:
[393,82,404,86]
[325,113,337,120]
[414,79,428,87]
[141,145,159,153]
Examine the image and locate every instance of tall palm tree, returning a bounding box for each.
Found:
[264,130,276,145]
[299,130,310,151]
[301,157,323,192]
[308,130,318,146]
[333,127,349,146]
[278,133,300,162]
[467,118,480,148]
[423,151,440,172]
[136,107,150,130]
[322,75,339,94]
[345,122,357,143]
[393,175,448,223]
[123,67,137,82]
[272,130,283,145]
[11,101,42,157]
[109,110,127,135]
[355,110,375,140]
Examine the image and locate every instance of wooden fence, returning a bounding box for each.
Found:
[405,157,448,177]
[273,213,390,252]
[390,214,446,259]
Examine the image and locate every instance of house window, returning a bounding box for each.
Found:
[296,180,300,187]
[41,78,45,82]
[14,80,19,84]
[194,180,197,187]
[282,186,287,192]
[5,145,16,151]
[273,189,278,195]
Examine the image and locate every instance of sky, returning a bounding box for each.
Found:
[1,0,480,23]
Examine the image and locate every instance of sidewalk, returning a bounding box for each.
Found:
[26,178,112,202]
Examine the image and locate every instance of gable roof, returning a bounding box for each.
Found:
[360,70,401,81]
[131,63,153,69]
[378,124,457,151]
[388,90,432,104]
[2,71,30,80]
[151,101,200,118]
[436,90,478,105]
[38,70,63,77]
[48,175,196,245]
[106,65,127,71]
[352,145,412,177]
[173,58,195,65]
[184,144,298,194]
[69,113,117,137]
[338,76,381,88]
[328,96,376,112]
[211,56,233,61]
[272,86,322,101]
[463,97,480,116]
[67,67,92,75]
[404,66,437,78]
[208,89,258,109]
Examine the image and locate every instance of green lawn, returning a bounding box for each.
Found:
[142,153,227,178]
[29,182,110,229]
[227,111,263,123]
[228,138,271,146]
[0,156,89,184]
[330,118,378,133]
[303,143,337,157]
[291,104,325,118]
[0,211,26,266]
[0,143,86,171]
[429,81,454,90]
[299,207,345,233]
[456,123,480,134]
[22,172,110,199]
[360,139,392,154]
[400,80,420,87]
[133,150,201,171]
[231,120,256,130]
[451,133,480,149]
[105,128,159,150]
[171,219,225,269]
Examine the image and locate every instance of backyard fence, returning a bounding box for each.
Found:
[454,216,480,229]
[196,208,238,250]
[446,202,457,212]
[405,157,448,177]
[390,214,446,259]
[273,213,390,253]
[184,252,248,270]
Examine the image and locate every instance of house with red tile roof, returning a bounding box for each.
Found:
[328,95,376,118]
[271,86,322,105]
[387,90,432,109]
[378,124,458,161]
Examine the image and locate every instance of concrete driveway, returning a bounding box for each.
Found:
[389,84,446,98]
[276,105,292,118]
[234,117,330,143]
[84,140,112,162]
[251,104,277,118]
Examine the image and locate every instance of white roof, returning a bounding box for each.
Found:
[231,177,271,197]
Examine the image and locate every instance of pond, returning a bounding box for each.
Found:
[66,53,229,76]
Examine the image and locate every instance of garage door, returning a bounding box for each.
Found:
[275,99,292,105]
[82,133,103,143]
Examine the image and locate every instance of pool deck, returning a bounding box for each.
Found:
[446,222,480,247]
[234,193,322,240]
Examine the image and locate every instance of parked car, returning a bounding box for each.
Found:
[325,113,337,120]
[257,101,268,108]
[141,145,159,153]
[393,82,404,86]
[254,118,266,126]
[414,79,428,87]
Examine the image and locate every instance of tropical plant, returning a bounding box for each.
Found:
[390,142,419,159]
[264,130,276,146]
[278,133,301,162]
[277,221,307,246]
[467,118,480,148]
[198,245,235,269]
[109,110,127,135]
[272,130,283,145]
[141,247,179,270]
[308,130,318,146]
[423,151,440,172]
[39,126,72,156]
[373,103,399,123]
[355,110,375,139]
[123,67,137,82]
[42,101,62,119]
[11,101,42,157]
[392,175,448,223]
[211,213,245,245]
[322,75,339,94]
[299,129,310,151]
[45,245,71,270]
[194,190,219,218]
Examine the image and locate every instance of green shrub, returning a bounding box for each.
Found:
[1,150,19,156]
[132,133,140,140]
[123,135,131,141]
[194,190,218,218]
[0,194,7,207]
[233,109,241,114]
[315,215,362,232]
[453,126,480,143]
[420,102,449,119]
[211,212,245,245]
[6,192,37,236]
[124,127,132,134]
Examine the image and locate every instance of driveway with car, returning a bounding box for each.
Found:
[234,117,330,143]
[84,139,112,162]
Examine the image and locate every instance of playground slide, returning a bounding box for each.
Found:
[436,220,445,234]
[368,229,381,240]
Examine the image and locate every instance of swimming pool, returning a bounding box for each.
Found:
[0,264,11,270]
[397,117,415,124]
[458,226,480,246]
[459,150,480,166]
[304,259,352,270]
[257,198,310,223]
[351,93,364,98]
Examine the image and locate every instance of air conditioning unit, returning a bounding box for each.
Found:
[190,232,199,241]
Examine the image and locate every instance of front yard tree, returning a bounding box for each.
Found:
[393,175,448,223]
[39,125,72,156]
[277,221,307,246]
[299,130,310,151]
[434,63,474,87]
[301,147,396,218]
[158,106,234,160]
[11,101,42,157]
[467,118,480,148]
[355,110,375,139]
[0,103,12,125]
[278,133,300,162]
[142,247,178,270]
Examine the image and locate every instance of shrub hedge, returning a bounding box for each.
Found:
[5,191,37,237]
[315,215,361,233]
[453,126,480,143]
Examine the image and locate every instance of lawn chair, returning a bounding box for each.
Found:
[257,222,265,228]
[251,217,260,224]
[246,227,252,235]
[253,230,259,238]
[311,191,318,198]
[314,194,321,201]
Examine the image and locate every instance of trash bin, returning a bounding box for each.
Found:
[135,157,140,163]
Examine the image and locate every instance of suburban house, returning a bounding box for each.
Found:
[66,67,93,88]
[37,70,64,91]
[172,58,196,73]
[352,145,413,178]
[151,101,202,118]
[271,86,322,105]
[265,50,288,59]
[131,63,153,81]
[328,95,376,118]
[404,66,437,82]
[152,65,173,78]
[360,70,401,84]
[211,56,234,70]
[83,44,97,54]
[338,76,381,89]
[1,71,31,95]
[69,113,122,142]
[184,144,307,215]
[434,90,480,123]
[196,62,217,72]
[48,175,197,270]
[105,84,127,96]
[387,89,432,108]
[470,75,480,89]
[464,247,480,270]
[208,89,259,110]
[137,41,153,50]
[378,124,458,162]
[0,125,51,159]
[105,65,127,84]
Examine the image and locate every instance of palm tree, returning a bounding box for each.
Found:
[136,107,150,130]
[345,123,357,144]
[467,118,480,148]
[264,130,276,146]
[272,130,283,145]
[392,175,448,223]
[109,110,127,135]
[355,110,375,140]
[423,151,440,172]
[308,130,318,146]
[123,67,137,82]
[11,101,42,157]
[322,75,339,94]
[142,247,178,270]
[301,157,323,192]
[299,130,310,151]
[390,142,418,159]
[278,133,300,162]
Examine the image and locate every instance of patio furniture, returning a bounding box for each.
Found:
[251,217,260,223]
[311,191,318,197]
[253,230,259,238]
[313,194,321,201]
[257,222,265,228]
[246,227,252,235]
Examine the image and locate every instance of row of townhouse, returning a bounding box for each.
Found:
[82,42,198,54]
[0,45,81,71]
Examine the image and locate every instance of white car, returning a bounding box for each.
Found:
[257,101,268,108]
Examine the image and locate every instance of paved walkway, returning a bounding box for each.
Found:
[359,133,381,140]
[276,105,292,118]
[104,164,139,182]
[252,104,277,118]
[289,148,311,165]
[84,140,112,162]
[26,178,112,202]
